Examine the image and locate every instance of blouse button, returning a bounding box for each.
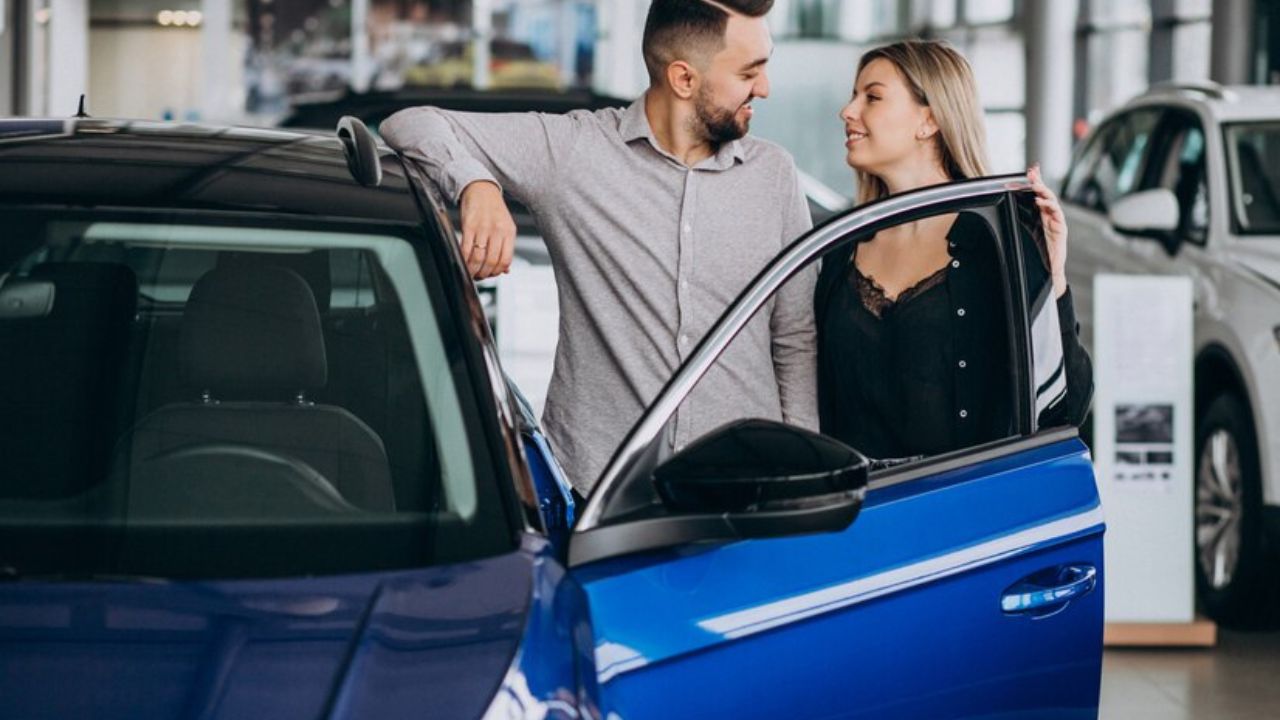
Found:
[959,409,969,419]
[948,240,957,249]
[957,308,967,317]
[958,360,967,369]
[951,260,960,269]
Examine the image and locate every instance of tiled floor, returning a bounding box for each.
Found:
[1100,629,1280,718]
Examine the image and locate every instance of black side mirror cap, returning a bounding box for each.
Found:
[655,418,868,515]
[567,420,869,567]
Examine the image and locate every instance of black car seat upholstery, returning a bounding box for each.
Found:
[0,262,138,499]
[123,264,395,512]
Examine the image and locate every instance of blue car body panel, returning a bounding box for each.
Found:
[574,437,1104,718]
[0,552,537,720]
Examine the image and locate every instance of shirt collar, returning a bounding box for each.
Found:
[620,95,745,171]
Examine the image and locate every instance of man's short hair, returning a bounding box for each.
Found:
[642,0,774,84]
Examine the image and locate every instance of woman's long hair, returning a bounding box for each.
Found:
[854,39,990,205]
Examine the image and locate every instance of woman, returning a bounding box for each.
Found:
[815,39,1092,460]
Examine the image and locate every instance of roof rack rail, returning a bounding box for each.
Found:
[336,115,382,188]
[1146,80,1234,101]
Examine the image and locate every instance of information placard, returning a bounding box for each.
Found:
[1093,274,1194,623]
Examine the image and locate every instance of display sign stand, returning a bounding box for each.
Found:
[1092,275,1215,648]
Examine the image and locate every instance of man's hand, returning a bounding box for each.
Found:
[459,181,516,279]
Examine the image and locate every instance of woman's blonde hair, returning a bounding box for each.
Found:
[854,39,990,205]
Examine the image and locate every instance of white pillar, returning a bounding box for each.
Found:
[1024,0,1079,183]
[593,0,645,98]
[200,0,232,122]
[351,0,371,93]
[472,0,491,90]
[47,0,87,117]
[558,0,577,87]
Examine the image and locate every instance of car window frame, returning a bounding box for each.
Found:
[0,202,525,575]
[574,176,1056,540]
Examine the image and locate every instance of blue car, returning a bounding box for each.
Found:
[0,117,1104,719]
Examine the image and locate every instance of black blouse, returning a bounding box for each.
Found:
[814,212,1093,460]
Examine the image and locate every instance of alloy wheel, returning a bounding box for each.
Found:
[1196,429,1244,590]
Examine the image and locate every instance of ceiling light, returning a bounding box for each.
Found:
[157,10,174,26]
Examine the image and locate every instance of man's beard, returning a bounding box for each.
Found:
[693,87,749,145]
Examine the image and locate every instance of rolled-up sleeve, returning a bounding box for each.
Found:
[380,106,581,207]
[771,167,819,431]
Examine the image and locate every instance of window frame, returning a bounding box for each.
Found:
[0,204,523,578]
[576,177,1057,534]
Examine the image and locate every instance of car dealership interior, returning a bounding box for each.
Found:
[3,1,1280,718]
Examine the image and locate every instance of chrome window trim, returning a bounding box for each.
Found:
[577,175,1033,532]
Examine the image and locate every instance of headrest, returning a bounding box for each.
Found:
[181,265,327,394]
[217,250,332,313]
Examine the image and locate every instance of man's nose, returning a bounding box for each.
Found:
[754,71,771,100]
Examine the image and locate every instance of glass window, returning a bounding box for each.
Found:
[1225,122,1280,233]
[1148,114,1210,244]
[1064,109,1162,212]
[0,211,514,579]
[660,199,1018,477]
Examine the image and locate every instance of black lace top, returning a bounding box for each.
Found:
[815,212,1016,460]
[815,209,1095,461]
[819,241,968,458]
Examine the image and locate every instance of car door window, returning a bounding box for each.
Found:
[1065,109,1163,213]
[1144,112,1210,245]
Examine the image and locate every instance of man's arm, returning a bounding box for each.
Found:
[771,167,819,431]
[380,107,581,277]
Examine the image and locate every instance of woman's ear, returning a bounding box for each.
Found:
[916,108,939,141]
[666,60,699,100]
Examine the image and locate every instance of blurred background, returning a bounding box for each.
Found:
[3,0,1275,191]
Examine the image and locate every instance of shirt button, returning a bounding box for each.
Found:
[948,240,957,249]
[680,279,689,290]
[959,409,969,419]
[682,223,692,234]
[957,308,967,317]
[679,334,689,346]
[951,260,960,269]
[958,360,967,369]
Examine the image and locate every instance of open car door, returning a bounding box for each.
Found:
[567,176,1104,719]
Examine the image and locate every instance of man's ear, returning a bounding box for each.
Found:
[665,60,699,100]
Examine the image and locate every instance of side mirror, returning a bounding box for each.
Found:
[567,420,868,567]
[655,419,868,533]
[1109,189,1182,254]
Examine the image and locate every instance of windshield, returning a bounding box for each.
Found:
[1225,122,1280,234]
[0,210,514,579]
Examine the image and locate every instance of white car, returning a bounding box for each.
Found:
[1061,81,1280,623]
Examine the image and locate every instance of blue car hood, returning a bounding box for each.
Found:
[0,551,533,720]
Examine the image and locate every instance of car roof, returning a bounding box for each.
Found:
[1129,84,1280,123]
[279,87,630,129]
[0,118,423,223]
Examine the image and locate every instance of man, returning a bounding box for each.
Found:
[382,0,816,494]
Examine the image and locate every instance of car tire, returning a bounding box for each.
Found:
[1195,393,1268,626]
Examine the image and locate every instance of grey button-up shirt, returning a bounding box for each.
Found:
[382,96,817,493]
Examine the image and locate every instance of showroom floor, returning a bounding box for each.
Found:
[1100,628,1280,718]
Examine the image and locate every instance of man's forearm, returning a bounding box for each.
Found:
[381,107,501,203]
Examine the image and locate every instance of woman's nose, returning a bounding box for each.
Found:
[839,101,857,123]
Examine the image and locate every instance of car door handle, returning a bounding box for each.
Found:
[1001,564,1097,617]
